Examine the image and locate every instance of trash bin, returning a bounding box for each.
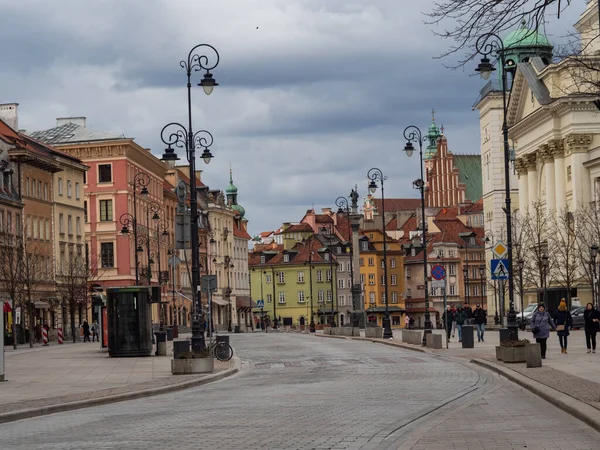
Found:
[216,335,230,346]
[173,339,190,359]
[166,327,174,341]
[172,325,179,339]
[154,331,167,356]
[461,325,474,348]
[234,325,241,333]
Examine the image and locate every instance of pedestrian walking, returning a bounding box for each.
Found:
[82,320,90,343]
[91,321,99,342]
[409,316,415,330]
[473,303,486,342]
[455,306,467,342]
[442,305,454,342]
[404,315,410,329]
[463,302,473,325]
[553,299,572,354]
[530,304,556,359]
[451,304,457,338]
[584,302,599,353]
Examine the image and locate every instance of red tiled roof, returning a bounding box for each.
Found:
[284,223,313,233]
[233,221,251,240]
[462,198,484,213]
[249,236,331,266]
[373,198,420,213]
[385,215,398,231]
[315,214,334,224]
[259,231,273,238]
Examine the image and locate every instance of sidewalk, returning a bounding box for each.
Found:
[0,338,238,423]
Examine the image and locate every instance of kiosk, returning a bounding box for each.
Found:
[106,287,153,357]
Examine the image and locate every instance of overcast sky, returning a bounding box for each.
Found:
[0,0,585,238]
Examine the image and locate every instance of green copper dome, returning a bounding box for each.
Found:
[226,169,238,195]
[424,109,441,160]
[231,203,245,218]
[503,20,552,50]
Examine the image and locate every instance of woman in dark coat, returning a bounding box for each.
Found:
[584,302,600,353]
[530,304,556,359]
[553,299,572,354]
[82,320,90,343]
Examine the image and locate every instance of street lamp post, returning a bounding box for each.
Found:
[327,232,336,327]
[224,256,234,332]
[518,258,525,330]
[119,172,150,285]
[270,266,278,329]
[479,264,485,308]
[160,44,219,352]
[367,168,392,339]
[591,244,599,309]
[475,33,518,340]
[335,195,359,327]
[541,254,549,305]
[403,127,432,345]
[305,248,316,333]
[462,265,469,305]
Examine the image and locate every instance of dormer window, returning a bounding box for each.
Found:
[411,248,416,257]
[260,255,265,264]
[324,253,330,262]
[469,237,475,245]
[361,241,368,251]
[283,254,290,263]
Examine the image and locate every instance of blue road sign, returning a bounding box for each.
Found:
[256,299,265,308]
[431,265,446,280]
[491,259,510,280]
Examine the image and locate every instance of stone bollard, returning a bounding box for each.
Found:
[426,333,443,349]
[526,343,542,368]
[401,329,410,343]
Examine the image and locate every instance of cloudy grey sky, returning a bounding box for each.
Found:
[0,0,585,237]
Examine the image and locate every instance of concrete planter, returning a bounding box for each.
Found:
[502,346,526,363]
[495,346,504,361]
[171,357,214,375]
[365,327,383,339]
[526,343,542,368]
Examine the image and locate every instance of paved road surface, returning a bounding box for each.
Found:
[0,333,598,449]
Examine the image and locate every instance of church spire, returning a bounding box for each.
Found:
[424,109,441,159]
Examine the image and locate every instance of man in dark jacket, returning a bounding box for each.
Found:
[442,306,454,342]
[473,304,487,342]
[455,307,467,342]
[463,303,473,324]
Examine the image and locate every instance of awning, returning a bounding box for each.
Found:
[34,301,50,309]
[366,306,406,314]
[210,297,229,306]
[3,301,12,313]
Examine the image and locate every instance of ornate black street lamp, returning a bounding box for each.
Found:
[160,44,219,351]
[224,255,234,332]
[479,264,486,307]
[462,265,469,304]
[335,194,359,326]
[403,127,432,345]
[475,33,518,339]
[304,248,316,333]
[541,254,549,305]
[591,244,599,308]
[518,258,525,330]
[367,168,392,339]
[119,172,150,285]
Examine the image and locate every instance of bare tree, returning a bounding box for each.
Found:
[575,201,600,297]
[520,201,552,295]
[548,208,580,306]
[19,241,49,348]
[426,0,574,59]
[0,225,23,349]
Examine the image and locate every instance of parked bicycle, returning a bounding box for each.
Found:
[208,337,233,361]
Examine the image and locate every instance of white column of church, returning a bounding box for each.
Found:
[544,156,556,213]
[554,154,566,212]
[527,162,538,207]
[518,171,529,214]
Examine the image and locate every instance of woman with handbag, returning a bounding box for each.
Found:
[583,302,600,353]
[553,299,573,354]
[530,304,556,359]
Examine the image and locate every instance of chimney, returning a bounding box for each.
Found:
[56,117,86,128]
[0,103,19,130]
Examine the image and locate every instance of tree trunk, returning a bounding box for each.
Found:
[29,308,34,348]
[70,302,77,344]
[11,307,17,350]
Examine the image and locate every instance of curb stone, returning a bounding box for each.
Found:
[0,358,241,424]
[472,358,600,433]
[315,333,427,353]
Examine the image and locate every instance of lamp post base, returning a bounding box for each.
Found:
[506,309,519,341]
[309,321,316,333]
[382,316,393,339]
[190,319,205,352]
[422,318,432,346]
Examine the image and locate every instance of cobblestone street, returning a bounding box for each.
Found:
[0,333,598,449]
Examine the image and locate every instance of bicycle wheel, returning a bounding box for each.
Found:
[214,342,233,361]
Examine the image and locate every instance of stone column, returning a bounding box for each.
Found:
[515,158,528,214]
[565,134,593,208]
[551,139,566,213]
[525,153,538,207]
[540,144,556,213]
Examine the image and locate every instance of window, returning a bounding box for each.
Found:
[361,241,368,251]
[369,233,374,240]
[360,274,365,283]
[317,270,323,282]
[347,262,351,271]
[58,178,63,196]
[339,295,345,306]
[448,250,456,257]
[16,214,21,235]
[283,254,289,263]
[338,263,344,272]
[368,274,375,285]
[450,284,456,295]
[65,180,71,198]
[338,279,345,289]
[101,242,114,268]
[473,285,479,296]
[75,182,80,200]
[368,257,374,266]
[84,201,88,222]
[327,290,332,302]
[318,290,324,303]
[449,264,456,275]
[437,249,444,257]
[469,237,475,245]
[45,219,49,241]
[391,275,397,286]
[326,270,332,282]
[260,255,265,264]
[38,181,41,198]
[411,248,416,257]
[359,258,364,267]
[392,316,401,326]
[381,292,386,303]
[380,275,385,286]
[6,212,11,234]
[336,246,341,255]
[278,272,285,283]
[99,200,113,221]
[266,294,272,303]
[324,252,330,262]
[390,258,396,268]
[407,288,412,298]
[298,291,305,303]
[31,179,35,197]
[406,268,411,278]
[279,292,286,304]
[381,259,385,268]
[68,215,73,235]
[98,164,112,183]
[472,268,478,279]
[43,183,48,201]
[482,285,486,295]
[297,271,304,283]
[59,213,64,234]
[83,170,87,184]
[266,274,272,284]
[391,292,398,303]
[25,177,29,196]
[33,217,39,239]
[369,292,375,304]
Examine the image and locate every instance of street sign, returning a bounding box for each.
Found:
[492,241,508,259]
[431,279,445,289]
[491,259,510,280]
[201,275,218,292]
[431,265,446,280]
[256,299,265,308]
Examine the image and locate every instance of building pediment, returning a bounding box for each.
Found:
[508,60,552,128]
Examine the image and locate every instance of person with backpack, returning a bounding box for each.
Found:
[554,299,573,354]
[530,304,556,359]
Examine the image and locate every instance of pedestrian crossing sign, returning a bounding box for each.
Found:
[491,259,509,280]
[256,299,265,308]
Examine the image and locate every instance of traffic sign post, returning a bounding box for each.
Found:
[256,299,264,308]
[491,259,509,280]
[431,265,446,281]
[492,241,508,259]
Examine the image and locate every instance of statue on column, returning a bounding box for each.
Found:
[350,186,359,212]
